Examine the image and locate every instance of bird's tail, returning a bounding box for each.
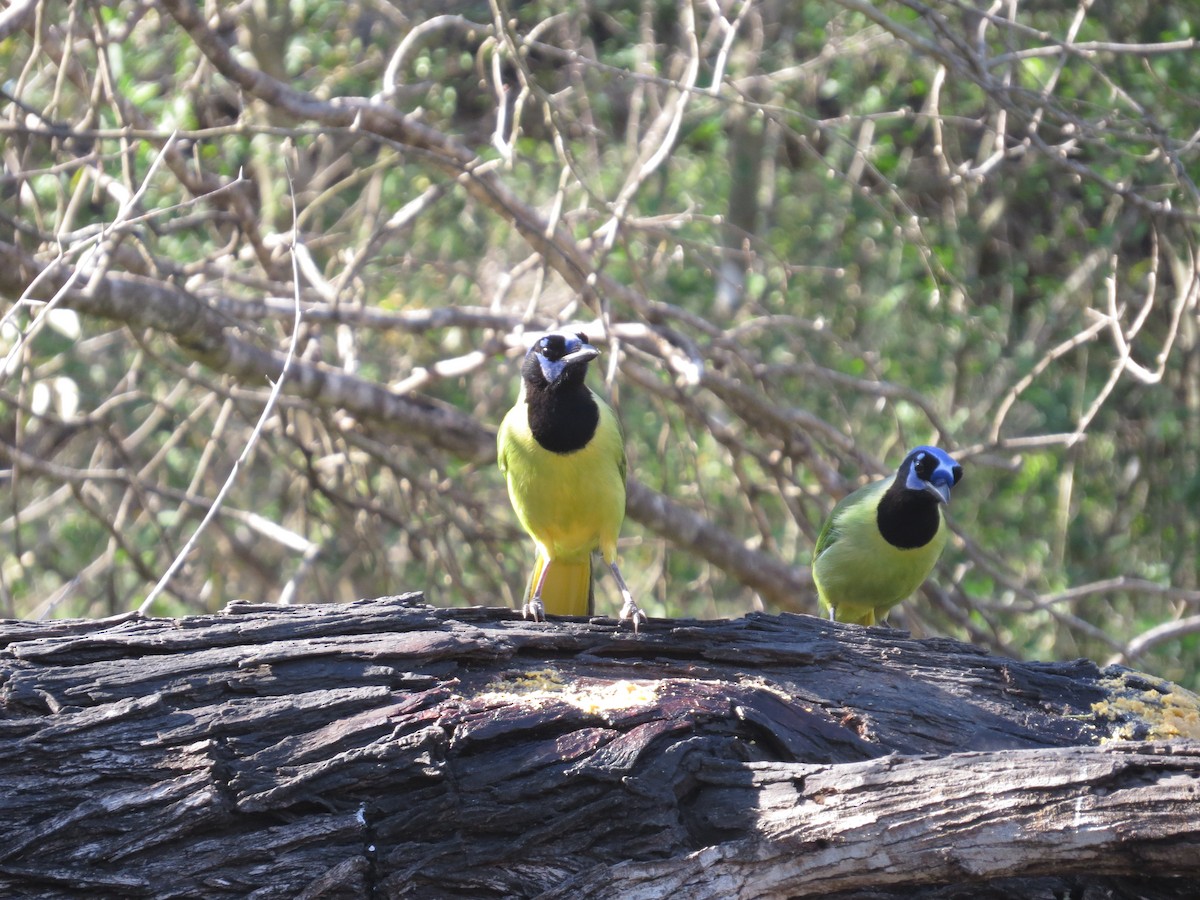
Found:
[527,554,594,617]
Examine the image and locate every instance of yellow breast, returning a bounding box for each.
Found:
[498,394,626,563]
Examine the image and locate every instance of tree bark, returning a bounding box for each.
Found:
[1,596,1197,898]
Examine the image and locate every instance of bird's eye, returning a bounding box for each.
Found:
[538,337,552,352]
[913,452,935,480]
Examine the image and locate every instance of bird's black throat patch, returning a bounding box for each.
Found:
[525,388,599,453]
[876,482,942,549]
[523,357,600,454]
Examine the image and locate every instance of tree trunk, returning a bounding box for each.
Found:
[1,595,1197,898]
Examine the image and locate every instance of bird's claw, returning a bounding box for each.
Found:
[522,598,545,623]
[618,597,647,634]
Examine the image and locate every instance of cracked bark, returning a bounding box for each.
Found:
[1,597,1197,898]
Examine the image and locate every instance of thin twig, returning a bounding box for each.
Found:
[136,174,305,615]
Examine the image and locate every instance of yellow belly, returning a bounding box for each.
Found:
[499,398,626,564]
[502,443,624,562]
[813,491,948,625]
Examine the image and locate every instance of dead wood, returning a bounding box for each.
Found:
[1,595,1197,898]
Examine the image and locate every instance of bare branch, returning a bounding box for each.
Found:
[0,0,35,40]
[137,174,306,613]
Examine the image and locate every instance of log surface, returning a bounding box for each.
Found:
[1,596,1197,898]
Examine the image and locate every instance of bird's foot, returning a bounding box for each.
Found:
[618,596,647,634]
[608,561,645,634]
[522,598,545,623]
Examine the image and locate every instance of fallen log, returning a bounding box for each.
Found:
[1,595,1197,898]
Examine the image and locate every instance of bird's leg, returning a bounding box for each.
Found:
[523,558,550,623]
[608,561,646,634]
[522,597,546,623]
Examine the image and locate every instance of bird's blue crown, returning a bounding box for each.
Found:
[902,445,963,504]
[528,332,598,386]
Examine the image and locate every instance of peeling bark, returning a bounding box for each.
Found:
[1,596,1197,898]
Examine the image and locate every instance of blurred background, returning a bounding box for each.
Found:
[2,0,1198,687]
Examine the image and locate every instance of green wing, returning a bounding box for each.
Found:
[814,487,854,558]
[813,498,839,558]
[496,404,518,476]
[592,388,626,484]
[814,478,887,559]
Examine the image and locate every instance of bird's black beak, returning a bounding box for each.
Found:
[924,481,952,505]
[560,344,599,366]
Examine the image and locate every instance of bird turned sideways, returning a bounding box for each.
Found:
[497,332,646,631]
[813,446,963,625]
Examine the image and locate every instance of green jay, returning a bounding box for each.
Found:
[497,332,645,630]
[813,445,963,625]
